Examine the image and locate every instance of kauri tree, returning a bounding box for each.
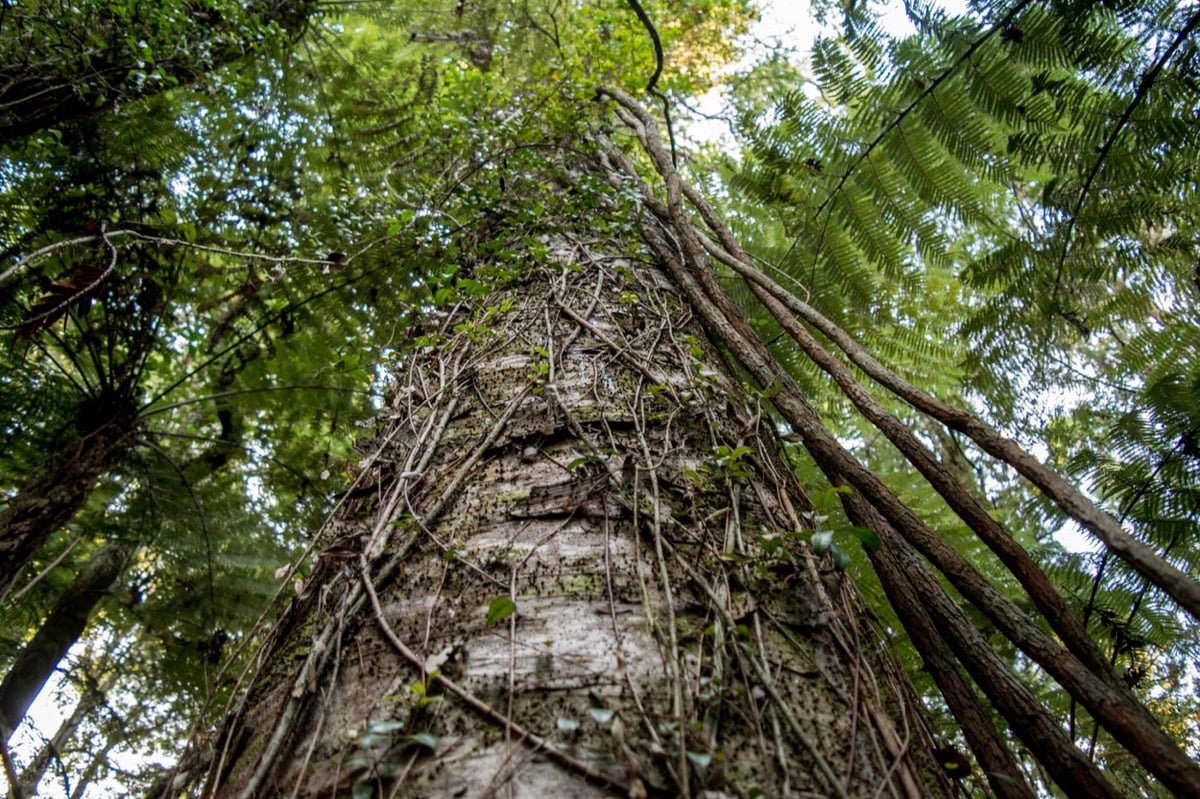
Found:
[1,1,1198,797]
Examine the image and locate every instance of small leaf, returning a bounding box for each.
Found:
[486,596,518,625]
[832,546,852,571]
[352,782,373,799]
[686,751,712,769]
[357,732,387,747]
[842,525,880,551]
[589,708,615,724]
[404,732,438,749]
[811,530,834,554]
[556,717,580,732]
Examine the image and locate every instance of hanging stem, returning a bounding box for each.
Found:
[597,84,1200,798]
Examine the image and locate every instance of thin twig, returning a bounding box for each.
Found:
[0,225,120,333]
[622,0,664,92]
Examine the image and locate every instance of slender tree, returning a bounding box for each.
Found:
[0,539,134,745]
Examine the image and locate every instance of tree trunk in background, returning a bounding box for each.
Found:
[0,538,135,744]
[0,406,137,601]
[16,677,107,797]
[201,234,949,798]
[64,698,147,799]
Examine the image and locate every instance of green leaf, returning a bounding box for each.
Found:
[404,732,438,750]
[841,525,881,551]
[356,732,387,747]
[686,751,712,769]
[811,530,834,554]
[486,596,518,625]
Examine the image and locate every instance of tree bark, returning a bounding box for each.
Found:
[0,539,134,744]
[199,235,949,798]
[591,85,1199,796]
[0,405,137,601]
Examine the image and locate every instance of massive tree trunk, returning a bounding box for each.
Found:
[197,229,948,798]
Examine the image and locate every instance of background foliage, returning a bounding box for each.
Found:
[725,0,1200,791]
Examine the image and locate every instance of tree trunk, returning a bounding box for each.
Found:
[16,676,106,797]
[200,233,948,798]
[0,403,137,601]
[0,538,135,744]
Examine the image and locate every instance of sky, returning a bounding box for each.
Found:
[690,0,970,144]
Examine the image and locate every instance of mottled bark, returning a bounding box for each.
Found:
[202,238,947,798]
[0,538,135,742]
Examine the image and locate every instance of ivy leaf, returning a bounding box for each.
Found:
[486,596,518,625]
[356,732,388,747]
[841,525,880,551]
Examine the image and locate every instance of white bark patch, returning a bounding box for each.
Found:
[464,597,659,691]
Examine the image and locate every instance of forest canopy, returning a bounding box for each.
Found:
[0,0,1197,796]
